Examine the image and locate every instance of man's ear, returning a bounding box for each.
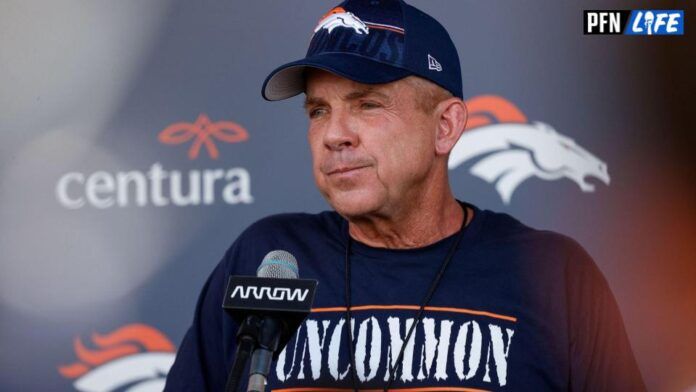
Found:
[434,98,467,156]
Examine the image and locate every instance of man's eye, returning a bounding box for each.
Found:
[308,108,327,118]
[360,101,381,110]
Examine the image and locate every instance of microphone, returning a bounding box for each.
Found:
[248,251,300,392]
[223,250,318,392]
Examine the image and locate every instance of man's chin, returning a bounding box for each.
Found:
[325,192,383,219]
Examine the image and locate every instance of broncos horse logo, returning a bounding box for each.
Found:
[314,6,369,35]
[448,96,610,204]
[59,324,176,392]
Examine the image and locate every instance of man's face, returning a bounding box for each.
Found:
[304,70,439,218]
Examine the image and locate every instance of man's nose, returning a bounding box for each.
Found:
[323,108,358,151]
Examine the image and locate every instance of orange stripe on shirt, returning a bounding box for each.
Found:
[310,305,517,323]
[273,387,490,392]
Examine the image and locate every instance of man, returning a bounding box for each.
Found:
[166,0,645,390]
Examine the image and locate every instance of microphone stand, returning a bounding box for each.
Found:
[246,317,282,392]
[225,316,262,392]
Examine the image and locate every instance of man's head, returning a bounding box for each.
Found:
[262,0,466,218]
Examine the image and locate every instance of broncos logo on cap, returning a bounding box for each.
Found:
[314,6,369,35]
[448,96,610,204]
[58,324,176,392]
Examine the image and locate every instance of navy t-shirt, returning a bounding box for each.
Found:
[165,202,645,391]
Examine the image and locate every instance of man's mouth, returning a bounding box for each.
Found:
[327,165,370,176]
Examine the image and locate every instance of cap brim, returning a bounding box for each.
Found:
[262,53,412,101]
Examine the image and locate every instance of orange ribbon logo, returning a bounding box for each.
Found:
[158,113,249,159]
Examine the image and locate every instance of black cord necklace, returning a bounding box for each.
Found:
[343,203,469,391]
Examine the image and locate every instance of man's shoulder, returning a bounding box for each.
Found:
[219,209,344,274]
[475,206,598,288]
[239,209,343,241]
[476,206,585,258]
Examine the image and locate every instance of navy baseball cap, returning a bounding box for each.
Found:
[262,0,462,101]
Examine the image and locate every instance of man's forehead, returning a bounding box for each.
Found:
[304,69,401,102]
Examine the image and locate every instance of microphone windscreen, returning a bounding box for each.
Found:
[257,250,299,279]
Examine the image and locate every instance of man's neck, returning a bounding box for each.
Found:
[347,196,470,249]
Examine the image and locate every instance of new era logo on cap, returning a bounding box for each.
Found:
[428,54,442,72]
